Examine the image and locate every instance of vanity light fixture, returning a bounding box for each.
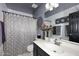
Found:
[51,3,59,8]
[45,3,59,11]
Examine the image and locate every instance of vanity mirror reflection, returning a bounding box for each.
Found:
[52,16,69,41]
[45,11,74,44]
[51,11,79,45]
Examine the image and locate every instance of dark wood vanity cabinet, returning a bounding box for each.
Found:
[69,11,79,43]
[33,43,49,56]
[33,43,38,56]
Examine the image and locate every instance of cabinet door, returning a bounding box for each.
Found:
[69,15,78,33]
[77,18,79,32]
[38,46,49,56]
[33,43,38,56]
[66,17,69,22]
[69,12,79,43]
[71,21,77,33]
[33,43,49,56]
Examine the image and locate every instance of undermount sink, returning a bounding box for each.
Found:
[44,43,64,54]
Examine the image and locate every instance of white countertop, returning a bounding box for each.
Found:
[33,38,79,56]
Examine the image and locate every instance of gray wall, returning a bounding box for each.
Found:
[0,3,7,22]
[0,3,33,21]
[34,3,79,36]
[45,3,79,17]
[34,3,79,20]
[34,4,46,20]
[6,3,33,15]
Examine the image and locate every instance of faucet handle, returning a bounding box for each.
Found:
[54,39,57,44]
[60,37,62,40]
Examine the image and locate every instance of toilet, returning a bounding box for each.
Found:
[27,44,33,53]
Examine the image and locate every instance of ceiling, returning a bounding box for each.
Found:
[6,3,44,10]
[6,3,44,15]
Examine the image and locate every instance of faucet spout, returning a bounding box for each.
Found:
[54,38,61,46]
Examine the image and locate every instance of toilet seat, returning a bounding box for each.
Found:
[27,44,33,52]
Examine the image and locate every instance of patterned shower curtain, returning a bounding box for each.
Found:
[3,12,37,56]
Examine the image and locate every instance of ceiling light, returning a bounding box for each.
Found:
[45,3,59,11]
[32,3,38,8]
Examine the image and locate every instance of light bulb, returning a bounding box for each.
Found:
[49,7,53,11]
[45,3,50,10]
[50,3,59,8]
[50,3,54,6]
[32,3,38,8]
[54,3,59,8]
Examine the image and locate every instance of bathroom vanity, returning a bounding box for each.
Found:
[33,38,79,56]
[33,43,49,56]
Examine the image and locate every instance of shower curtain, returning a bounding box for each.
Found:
[3,12,37,56]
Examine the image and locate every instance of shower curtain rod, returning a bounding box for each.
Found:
[2,11,35,19]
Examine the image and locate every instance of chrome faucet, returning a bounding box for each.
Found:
[54,38,61,46]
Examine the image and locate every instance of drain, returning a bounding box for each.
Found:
[53,50,56,52]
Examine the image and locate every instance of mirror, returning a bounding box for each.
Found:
[53,26,61,35]
[51,16,70,41]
